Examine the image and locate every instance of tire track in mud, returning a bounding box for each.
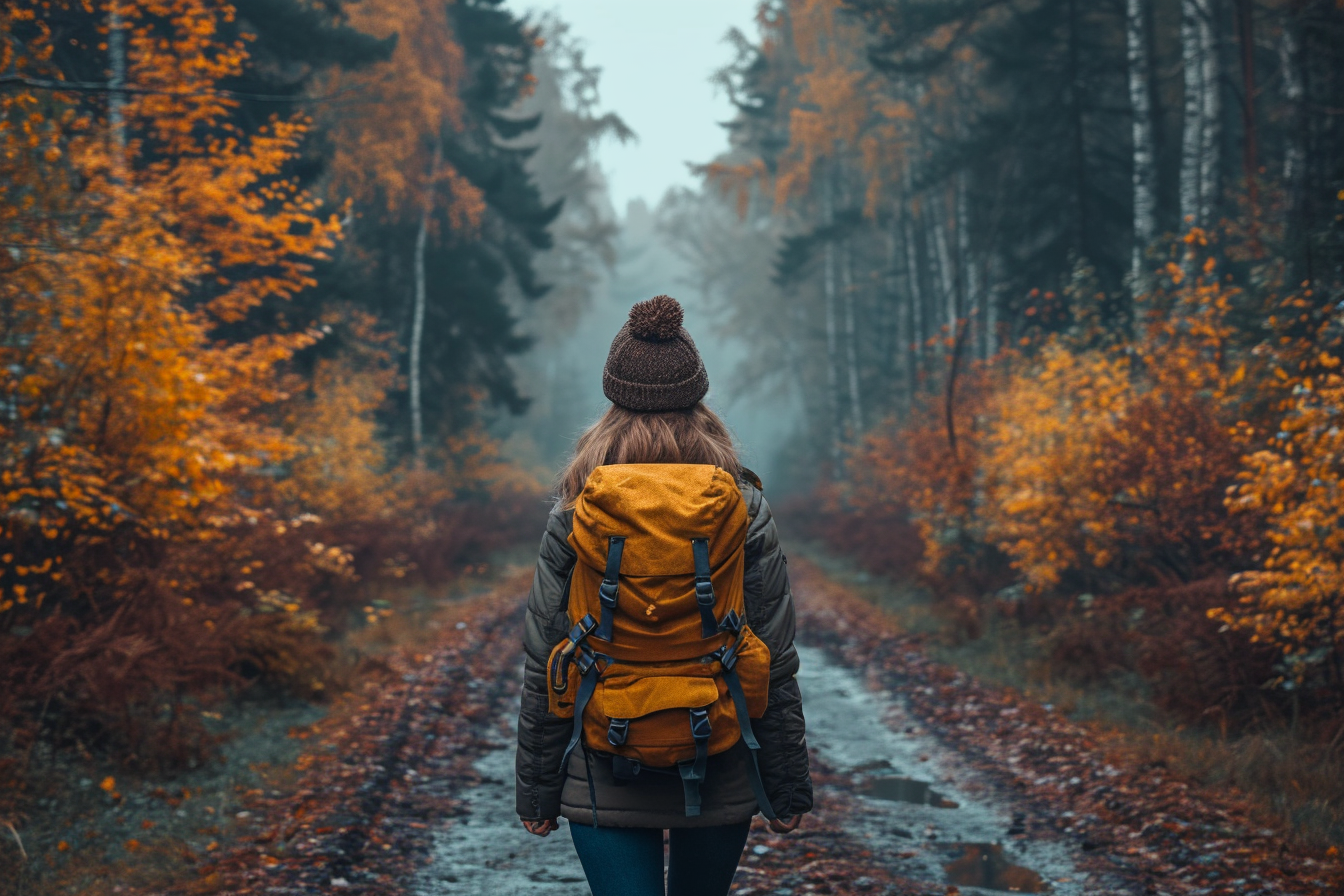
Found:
[184,573,531,896]
[411,565,1113,896]
[791,558,1344,896]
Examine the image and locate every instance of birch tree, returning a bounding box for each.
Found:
[1180,0,1221,228]
[1127,0,1158,286]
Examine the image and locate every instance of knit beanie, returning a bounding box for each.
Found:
[602,295,709,412]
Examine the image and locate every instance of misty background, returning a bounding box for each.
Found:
[496,1,803,492]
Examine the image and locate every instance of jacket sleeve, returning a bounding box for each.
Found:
[515,503,577,821]
[741,486,813,818]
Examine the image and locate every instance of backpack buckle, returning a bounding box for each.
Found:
[573,645,597,676]
[598,580,619,608]
[717,610,743,635]
[688,707,711,743]
[717,644,740,672]
[611,755,642,780]
[568,614,598,645]
[694,579,715,607]
[607,718,629,746]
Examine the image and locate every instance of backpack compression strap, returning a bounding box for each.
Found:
[714,612,780,822]
[596,536,625,642]
[691,538,718,638]
[559,647,599,774]
[677,708,712,817]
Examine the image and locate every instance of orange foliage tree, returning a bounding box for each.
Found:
[0,0,549,770]
[980,244,1259,593]
[850,237,1263,599]
[1213,268,1344,694]
[318,0,490,458]
[0,0,365,763]
[0,0,339,621]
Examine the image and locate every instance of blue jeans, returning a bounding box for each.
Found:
[568,820,752,896]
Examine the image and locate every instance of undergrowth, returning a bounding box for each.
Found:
[798,542,1344,850]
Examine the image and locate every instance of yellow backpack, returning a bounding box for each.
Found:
[547,464,777,819]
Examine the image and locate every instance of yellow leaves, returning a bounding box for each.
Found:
[0,0,346,625]
[324,0,467,216]
[100,776,116,793]
[977,343,1136,590]
[1220,370,1344,681]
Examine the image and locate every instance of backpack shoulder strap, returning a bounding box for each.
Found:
[595,535,625,642]
[691,538,718,638]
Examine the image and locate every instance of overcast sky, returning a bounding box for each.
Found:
[517,0,760,213]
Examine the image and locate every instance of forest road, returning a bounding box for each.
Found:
[202,560,1341,896]
[411,640,1110,896]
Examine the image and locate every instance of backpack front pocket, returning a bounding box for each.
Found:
[601,674,718,721]
[589,671,740,764]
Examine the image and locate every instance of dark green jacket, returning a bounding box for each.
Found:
[514,474,812,828]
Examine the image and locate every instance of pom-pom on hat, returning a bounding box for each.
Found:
[602,295,709,412]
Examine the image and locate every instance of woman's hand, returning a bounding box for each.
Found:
[768,815,802,833]
[521,818,558,837]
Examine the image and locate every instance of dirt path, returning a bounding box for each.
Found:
[175,560,1343,896]
[408,641,1111,896]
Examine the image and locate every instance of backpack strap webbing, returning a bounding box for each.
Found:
[677,707,712,817]
[716,644,780,822]
[549,614,597,695]
[596,536,625,642]
[559,649,600,774]
[691,538,718,638]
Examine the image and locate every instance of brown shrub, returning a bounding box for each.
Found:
[1043,608,1137,685]
[0,490,545,772]
[780,488,925,581]
[1126,578,1283,729]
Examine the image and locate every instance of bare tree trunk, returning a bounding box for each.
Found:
[822,172,842,470]
[903,168,927,382]
[840,239,862,436]
[108,1,127,175]
[955,171,979,357]
[985,255,1000,357]
[1279,21,1305,256]
[903,206,925,360]
[1127,0,1159,286]
[930,192,956,335]
[888,200,912,412]
[1180,0,1202,226]
[410,203,429,463]
[410,141,441,464]
[1197,0,1221,222]
[1180,0,1221,228]
[1235,0,1258,187]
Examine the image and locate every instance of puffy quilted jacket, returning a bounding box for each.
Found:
[514,472,812,828]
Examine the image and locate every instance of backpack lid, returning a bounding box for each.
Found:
[570,464,748,577]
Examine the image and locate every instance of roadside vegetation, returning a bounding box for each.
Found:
[0,3,613,880]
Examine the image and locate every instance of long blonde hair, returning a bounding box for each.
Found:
[557,403,742,507]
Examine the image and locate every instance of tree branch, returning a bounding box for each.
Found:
[0,73,371,104]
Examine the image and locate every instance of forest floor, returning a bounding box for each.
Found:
[15,558,1344,896]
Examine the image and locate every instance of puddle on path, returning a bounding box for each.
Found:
[796,645,1128,895]
[945,843,1050,893]
[862,775,960,808]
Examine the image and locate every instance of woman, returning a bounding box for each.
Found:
[514,295,812,896]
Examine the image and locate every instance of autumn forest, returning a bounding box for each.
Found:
[3,0,1344,892]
